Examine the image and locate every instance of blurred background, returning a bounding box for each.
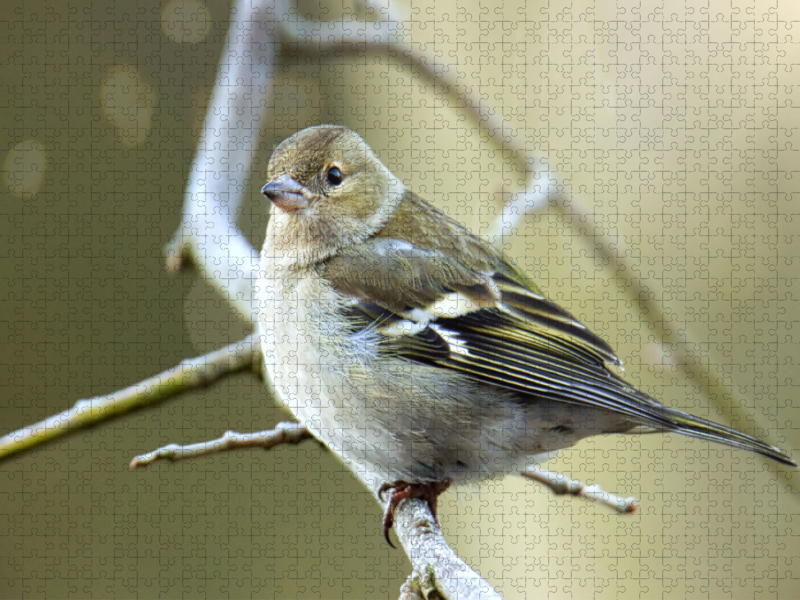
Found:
[1,0,798,598]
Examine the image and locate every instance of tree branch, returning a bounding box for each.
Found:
[390,495,503,600]
[0,335,259,462]
[521,467,638,514]
[129,422,311,468]
[129,422,503,600]
[165,0,278,327]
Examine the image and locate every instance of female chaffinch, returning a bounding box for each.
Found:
[257,125,795,546]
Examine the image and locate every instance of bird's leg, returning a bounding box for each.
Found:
[522,467,638,514]
[378,479,452,548]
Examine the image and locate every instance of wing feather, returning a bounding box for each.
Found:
[323,223,795,466]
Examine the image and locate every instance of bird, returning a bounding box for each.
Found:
[257,124,795,547]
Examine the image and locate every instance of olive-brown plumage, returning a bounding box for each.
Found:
[258,125,795,545]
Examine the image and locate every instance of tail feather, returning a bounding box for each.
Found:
[661,407,796,467]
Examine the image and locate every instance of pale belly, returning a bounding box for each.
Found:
[257,262,577,491]
[257,268,402,488]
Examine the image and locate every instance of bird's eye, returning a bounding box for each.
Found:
[326,166,343,186]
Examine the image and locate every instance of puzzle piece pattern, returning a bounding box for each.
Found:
[1,0,798,598]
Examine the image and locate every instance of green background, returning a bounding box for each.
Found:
[2,0,798,598]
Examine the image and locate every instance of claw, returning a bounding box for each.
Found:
[379,480,452,548]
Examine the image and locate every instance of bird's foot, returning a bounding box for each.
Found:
[378,479,452,548]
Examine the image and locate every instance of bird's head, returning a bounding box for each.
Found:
[262,125,404,265]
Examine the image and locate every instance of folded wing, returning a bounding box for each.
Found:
[322,236,795,467]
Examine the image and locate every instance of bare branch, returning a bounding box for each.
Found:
[0,335,259,463]
[129,422,311,468]
[166,0,278,327]
[128,421,502,600]
[522,467,638,514]
[487,172,559,241]
[278,18,398,48]
[387,493,503,600]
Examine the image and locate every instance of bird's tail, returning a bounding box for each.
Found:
[653,406,796,467]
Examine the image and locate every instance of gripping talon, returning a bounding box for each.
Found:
[378,479,452,548]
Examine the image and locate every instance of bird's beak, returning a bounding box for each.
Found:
[261,174,311,212]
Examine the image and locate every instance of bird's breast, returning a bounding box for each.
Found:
[256,249,557,488]
[257,256,398,483]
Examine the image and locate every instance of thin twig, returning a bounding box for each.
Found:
[129,422,312,468]
[522,467,638,514]
[487,172,559,241]
[278,18,398,48]
[0,335,259,462]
